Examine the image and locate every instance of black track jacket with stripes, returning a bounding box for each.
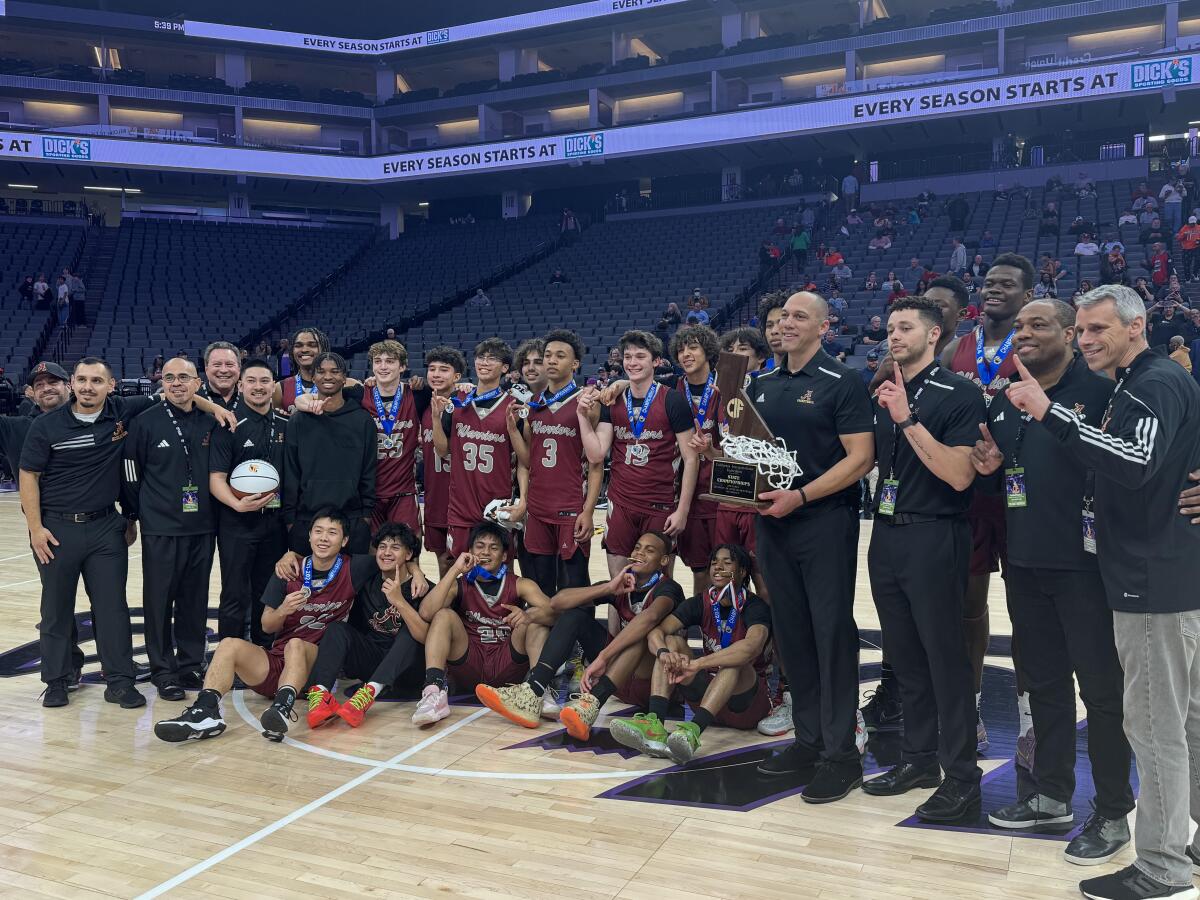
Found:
[1040,347,1200,613]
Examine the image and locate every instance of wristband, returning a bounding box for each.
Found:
[656,646,670,658]
[798,486,808,506]
[898,416,917,431]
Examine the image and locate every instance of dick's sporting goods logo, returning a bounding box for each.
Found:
[1132,58,1193,90]
[43,137,91,160]
[425,28,449,44]
[565,133,604,158]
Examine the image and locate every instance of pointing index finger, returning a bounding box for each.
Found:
[979,422,996,446]
[1012,352,1032,379]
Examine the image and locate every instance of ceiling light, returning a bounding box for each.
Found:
[84,185,141,193]
[418,201,429,207]
[7,183,37,189]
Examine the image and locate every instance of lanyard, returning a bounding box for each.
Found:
[761,359,776,373]
[372,385,404,437]
[294,375,317,399]
[465,563,507,583]
[886,369,933,479]
[707,582,746,649]
[161,402,195,486]
[452,385,504,409]
[684,373,716,431]
[302,554,343,598]
[625,382,659,440]
[529,382,577,410]
[975,327,1015,386]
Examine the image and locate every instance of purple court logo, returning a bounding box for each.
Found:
[1131,58,1193,90]
[565,133,605,159]
[42,137,91,160]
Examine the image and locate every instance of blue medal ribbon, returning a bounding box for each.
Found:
[624,382,659,440]
[452,385,504,409]
[302,554,344,595]
[465,563,507,584]
[975,327,1015,387]
[294,376,318,399]
[529,382,578,410]
[761,358,777,372]
[707,582,747,649]
[372,385,404,437]
[687,373,716,430]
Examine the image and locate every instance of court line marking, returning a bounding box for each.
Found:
[0,553,141,591]
[231,690,660,781]
[134,706,489,900]
[0,551,32,563]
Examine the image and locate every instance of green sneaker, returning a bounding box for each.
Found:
[608,712,669,758]
[666,721,701,765]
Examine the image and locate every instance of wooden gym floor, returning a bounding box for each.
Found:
[0,491,1130,899]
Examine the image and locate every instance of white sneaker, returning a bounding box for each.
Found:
[412,684,450,726]
[855,709,867,755]
[540,690,562,720]
[757,691,794,736]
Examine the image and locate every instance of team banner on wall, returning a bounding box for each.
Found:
[181,0,688,56]
[0,54,1192,184]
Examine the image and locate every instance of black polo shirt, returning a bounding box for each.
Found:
[20,394,159,514]
[123,401,217,536]
[209,400,289,532]
[985,354,1111,571]
[872,362,984,517]
[199,382,239,411]
[749,347,873,515]
[0,411,38,481]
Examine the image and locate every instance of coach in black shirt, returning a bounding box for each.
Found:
[863,297,984,822]
[750,291,875,804]
[209,359,288,647]
[970,299,1134,863]
[123,357,219,700]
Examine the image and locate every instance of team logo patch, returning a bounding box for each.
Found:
[111,421,127,442]
[797,390,815,405]
[1073,403,1086,416]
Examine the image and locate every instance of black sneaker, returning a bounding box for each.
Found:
[156,682,186,701]
[260,688,298,742]
[154,704,227,742]
[860,686,903,732]
[801,760,862,804]
[177,670,205,691]
[41,678,69,708]
[66,667,83,692]
[988,792,1073,829]
[1064,811,1130,866]
[1079,864,1199,899]
[134,662,152,683]
[757,741,820,776]
[104,683,147,708]
[915,776,981,823]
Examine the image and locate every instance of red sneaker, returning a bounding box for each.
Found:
[337,684,376,728]
[306,688,340,729]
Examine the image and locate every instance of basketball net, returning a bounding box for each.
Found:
[719,435,804,492]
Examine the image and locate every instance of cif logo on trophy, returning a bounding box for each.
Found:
[700,351,802,509]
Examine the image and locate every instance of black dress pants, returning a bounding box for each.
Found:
[217,512,286,646]
[140,533,214,685]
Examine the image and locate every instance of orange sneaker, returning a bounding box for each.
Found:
[337,684,376,728]
[559,692,600,741]
[306,687,341,729]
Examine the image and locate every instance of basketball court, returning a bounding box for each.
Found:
[0,492,1119,899]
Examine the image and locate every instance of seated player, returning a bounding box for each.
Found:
[303,522,430,729]
[154,510,376,743]
[477,530,683,736]
[411,521,552,726]
[609,544,771,764]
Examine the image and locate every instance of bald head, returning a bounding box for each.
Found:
[778,291,831,359]
[784,290,830,321]
[162,357,198,378]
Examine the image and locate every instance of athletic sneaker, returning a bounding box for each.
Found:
[1079,864,1199,899]
[609,712,669,758]
[260,689,299,741]
[855,708,868,755]
[567,655,586,695]
[666,721,702,765]
[338,684,376,728]
[988,793,1074,829]
[476,682,542,728]
[860,685,903,731]
[559,692,601,740]
[40,678,69,708]
[412,684,450,726]
[154,703,226,742]
[977,712,990,754]
[757,691,794,736]
[540,689,562,720]
[66,667,82,692]
[306,688,340,729]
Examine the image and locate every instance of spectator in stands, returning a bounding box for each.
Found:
[949,237,967,274]
[841,171,859,209]
[790,228,810,268]
[1071,280,1095,306]
[276,339,292,379]
[863,271,880,292]
[1074,234,1100,257]
[1138,203,1160,227]
[960,270,979,294]
[19,275,33,307]
[882,270,900,293]
[560,208,580,243]
[820,326,846,363]
[1170,335,1193,372]
[1074,171,1096,197]
[1149,296,1189,348]
[862,349,881,386]
[1159,274,1187,304]
[1161,179,1186,231]
[773,217,790,236]
[1039,205,1059,237]
[147,355,164,384]
[979,229,995,249]
[947,194,969,231]
[913,279,929,297]
[549,268,570,285]
[786,168,803,190]
[801,205,816,230]
[1100,247,1128,286]
[65,269,85,323]
[54,276,69,325]
[32,272,48,309]
[831,260,853,282]
[887,281,910,306]
[1100,235,1126,256]
[827,288,847,314]
[968,255,987,279]
[1177,216,1200,281]
[1118,209,1138,226]
[1038,253,1062,282]
[1133,277,1155,305]
[1140,217,1170,253]
[468,288,492,308]
[868,233,892,252]
[823,246,844,267]
[1033,272,1059,299]
[1132,181,1152,205]
[904,257,924,287]
[861,315,886,346]
[906,207,921,229]
[1150,242,1172,289]
[685,298,710,326]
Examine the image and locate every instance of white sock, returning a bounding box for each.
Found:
[368,681,385,696]
[314,684,330,693]
[975,691,982,714]
[1017,692,1033,735]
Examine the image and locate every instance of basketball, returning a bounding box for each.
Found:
[228,459,280,498]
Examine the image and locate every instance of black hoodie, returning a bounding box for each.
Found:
[283,389,377,525]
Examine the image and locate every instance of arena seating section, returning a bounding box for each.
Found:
[0,222,86,375]
[89,220,369,378]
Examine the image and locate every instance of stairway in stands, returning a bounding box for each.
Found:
[46,224,119,368]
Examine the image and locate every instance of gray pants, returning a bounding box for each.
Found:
[1113,609,1200,887]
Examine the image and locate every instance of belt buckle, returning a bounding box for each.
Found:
[71,512,87,523]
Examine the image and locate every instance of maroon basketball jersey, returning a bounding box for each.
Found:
[280,375,317,413]
[447,395,516,528]
[950,324,1019,403]
[678,378,721,518]
[271,554,356,651]
[456,569,519,646]
[699,590,767,678]
[612,577,681,627]
[527,389,587,522]
[361,386,419,498]
[609,387,679,510]
[421,404,452,528]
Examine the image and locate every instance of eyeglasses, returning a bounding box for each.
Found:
[161,374,195,384]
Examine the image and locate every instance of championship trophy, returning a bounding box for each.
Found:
[700,351,802,509]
